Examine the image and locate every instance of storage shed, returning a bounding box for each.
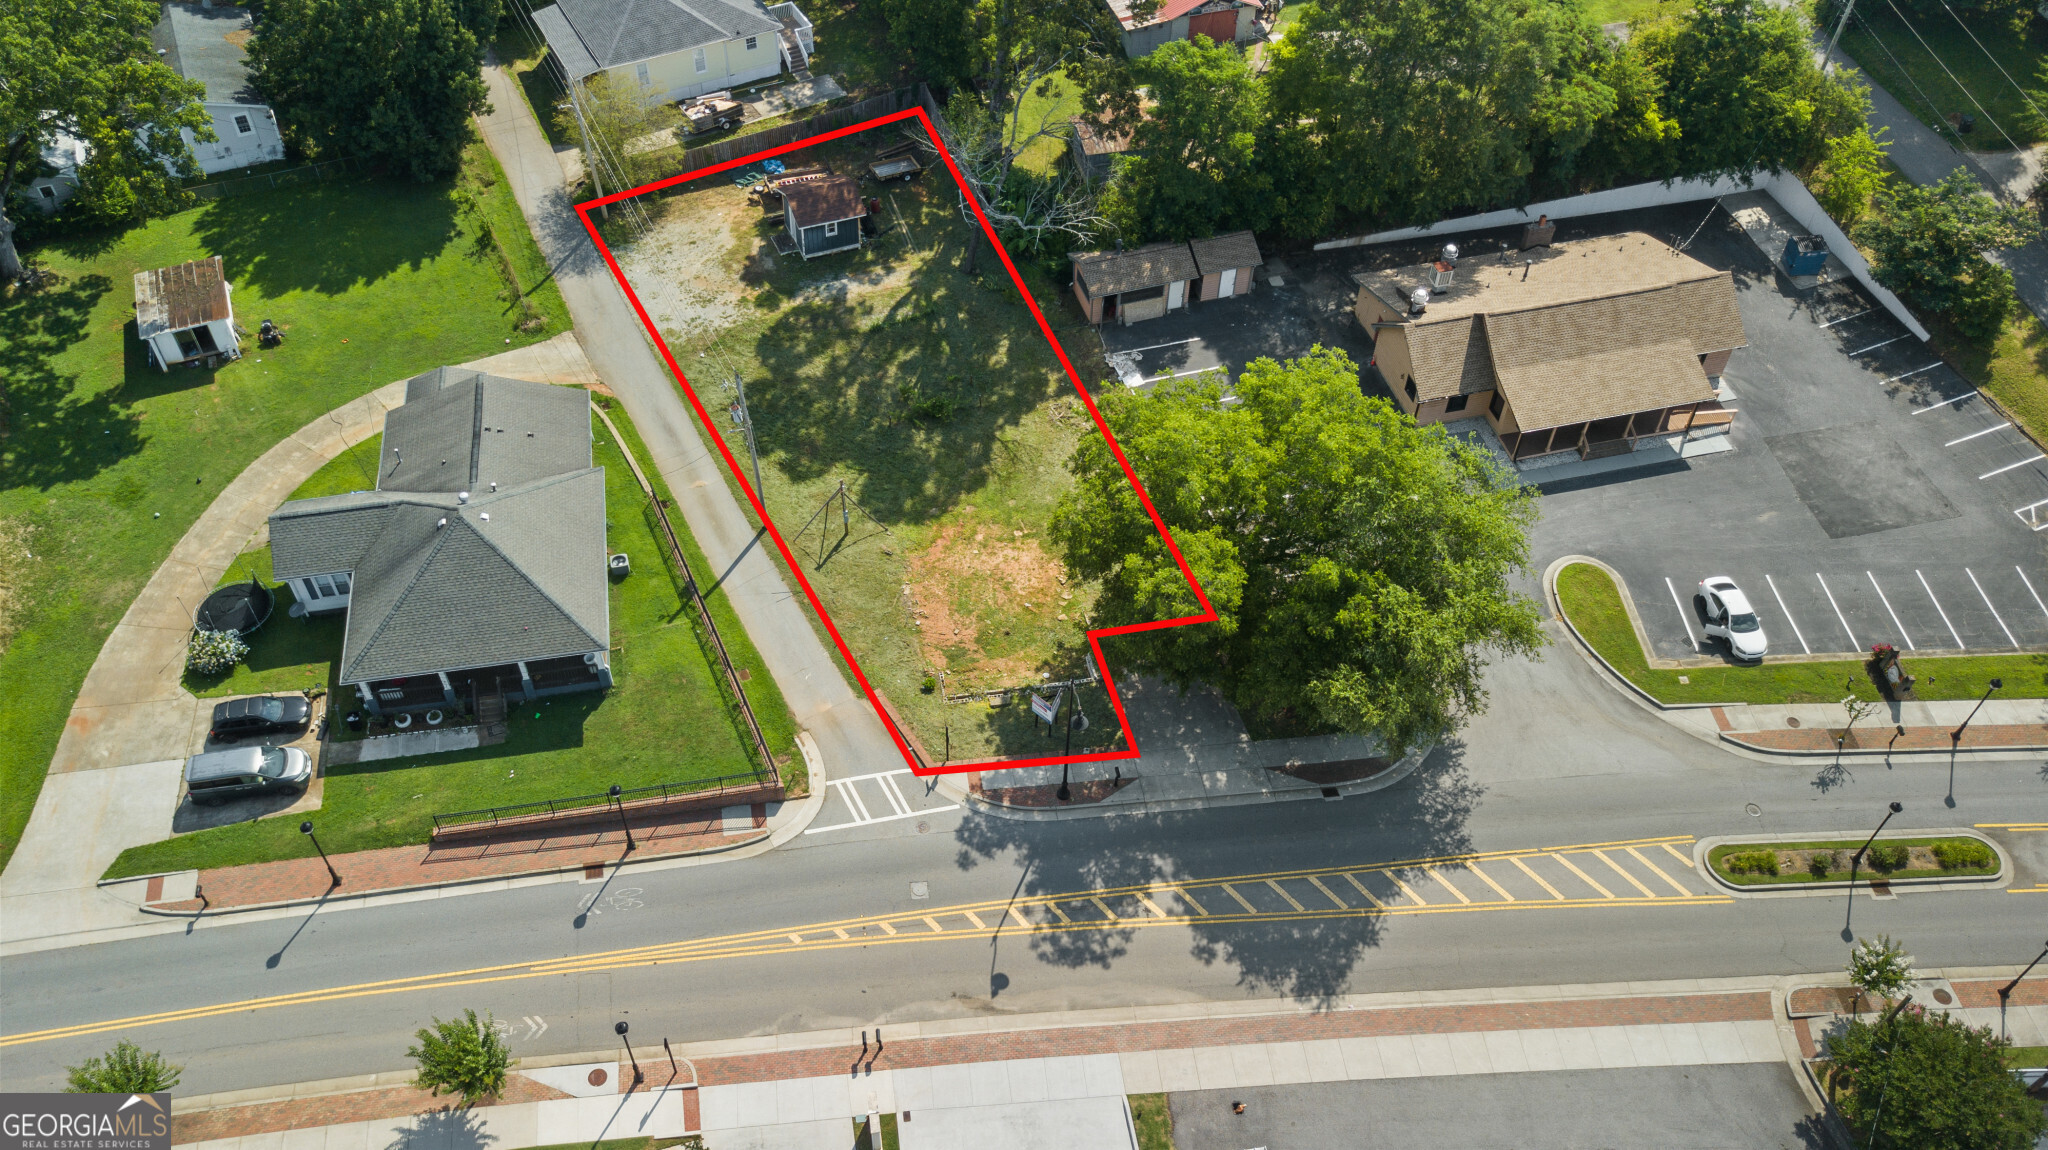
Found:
[1071,242,1200,326]
[1189,231,1261,302]
[782,176,865,259]
[135,257,241,370]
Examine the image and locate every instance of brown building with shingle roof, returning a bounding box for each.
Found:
[1355,233,1746,462]
[1071,231,1261,326]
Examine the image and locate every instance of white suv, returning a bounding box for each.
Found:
[1697,577,1768,661]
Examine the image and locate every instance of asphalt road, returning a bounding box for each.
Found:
[3,638,2041,1095]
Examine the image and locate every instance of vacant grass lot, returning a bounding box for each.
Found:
[1707,837,1997,885]
[1931,309,2048,451]
[1555,562,2043,703]
[103,403,796,878]
[1835,2,2047,150]
[615,133,1125,762]
[0,143,567,874]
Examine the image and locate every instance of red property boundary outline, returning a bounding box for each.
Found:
[575,106,1212,777]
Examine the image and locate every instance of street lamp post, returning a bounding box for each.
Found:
[2000,939,2048,1002]
[1950,678,2004,744]
[300,820,339,887]
[609,784,636,853]
[615,1020,643,1084]
[1851,802,1904,871]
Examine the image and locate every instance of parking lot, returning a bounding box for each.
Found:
[1511,201,2048,660]
[1091,256,1375,392]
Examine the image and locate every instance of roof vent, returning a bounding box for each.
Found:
[489,481,498,492]
[437,517,448,529]
[1429,260,1455,292]
[1408,287,1429,316]
[457,491,470,504]
[479,512,490,522]
[1441,242,1459,265]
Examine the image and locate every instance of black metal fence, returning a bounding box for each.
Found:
[432,771,770,832]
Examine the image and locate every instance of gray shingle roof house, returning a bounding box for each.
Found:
[269,368,613,714]
[150,2,285,175]
[532,0,808,105]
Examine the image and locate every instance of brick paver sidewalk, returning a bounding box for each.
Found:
[1723,721,2048,754]
[153,803,768,912]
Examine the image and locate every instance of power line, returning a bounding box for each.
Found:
[1852,9,1957,142]
[1934,0,2047,132]
[1877,0,2022,152]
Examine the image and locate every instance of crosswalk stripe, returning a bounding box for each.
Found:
[1509,856,1565,900]
[1594,850,1659,898]
[1627,846,1695,896]
[1306,875,1348,909]
[1466,863,1516,902]
[1220,883,1258,913]
[1550,854,1616,899]
[1266,880,1306,911]
[1427,869,1472,904]
[1342,872,1387,908]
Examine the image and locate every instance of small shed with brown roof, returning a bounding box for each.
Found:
[780,175,865,260]
[1068,116,1133,183]
[134,256,241,371]
[1189,231,1261,302]
[1353,232,1746,461]
[1070,241,1202,326]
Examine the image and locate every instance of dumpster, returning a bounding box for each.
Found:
[1783,235,1829,277]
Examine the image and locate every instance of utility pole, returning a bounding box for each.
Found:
[731,372,764,500]
[1822,0,1856,75]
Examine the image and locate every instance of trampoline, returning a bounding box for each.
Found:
[195,581,274,635]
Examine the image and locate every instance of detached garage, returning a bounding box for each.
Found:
[1190,231,1260,302]
[1070,242,1199,326]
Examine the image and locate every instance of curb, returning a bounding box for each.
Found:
[1714,731,2048,758]
[132,732,832,922]
[946,747,1428,822]
[1689,829,2009,897]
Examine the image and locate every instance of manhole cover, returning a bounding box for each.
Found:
[916,820,930,834]
[910,881,929,899]
[1786,716,1802,728]
[587,1067,609,1087]
[1932,988,1953,1005]
[1745,803,1762,817]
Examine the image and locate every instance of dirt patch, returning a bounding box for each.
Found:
[612,187,761,341]
[0,518,33,656]
[908,520,1082,687]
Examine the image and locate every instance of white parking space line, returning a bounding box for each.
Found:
[1764,574,1809,654]
[1881,363,1944,385]
[1965,568,2019,648]
[1912,392,1976,414]
[1665,577,1698,650]
[1848,334,1909,355]
[1818,307,1874,328]
[1915,570,1965,649]
[1981,454,2045,480]
[1817,574,1858,648]
[2019,567,2048,622]
[1864,572,1913,650]
[1946,421,2011,446]
[1117,337,1199,355]
[803,769,959,835]
[2019,498,2048,532]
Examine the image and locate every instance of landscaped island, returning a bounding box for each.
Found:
[1707,836,1998,886]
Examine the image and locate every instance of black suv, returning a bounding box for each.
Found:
[209,695,311,742]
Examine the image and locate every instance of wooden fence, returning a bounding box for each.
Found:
[669,87,923,177]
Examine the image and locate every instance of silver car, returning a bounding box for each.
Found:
[185,745,313,805]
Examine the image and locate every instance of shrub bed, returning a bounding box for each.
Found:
[1707,837,1998,886]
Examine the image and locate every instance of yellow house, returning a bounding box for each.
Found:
[1355,232,1746,463]
[533,0,813,106]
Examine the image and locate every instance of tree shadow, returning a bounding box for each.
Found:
[0,272,148,490]
[380,1106,496,1150]
[952,746,1482,1006]
[187,177,463,298]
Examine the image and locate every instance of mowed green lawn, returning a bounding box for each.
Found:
[1554,562,2043,704]
[1835,1,2047,149]
[0,142,568,874]
[104,405,797,878]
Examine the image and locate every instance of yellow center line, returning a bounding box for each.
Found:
[1220,883,1258,913]
[1265,880,1306,912]
[1341,872,1387,908]
[1391,876,1430,907]
[1167,886,1209,916]
[1465,863,1515,902]
[1426,870,1472,905]
[1306,875,1348,909]
[1977,823,2048,830]
[1660,841,1697,869]
[1509,856,1565,900]
[1593,850,1658,899]
[1627,846,1695,897]
[1550,854,1616,899]
[1090,897,1119,921]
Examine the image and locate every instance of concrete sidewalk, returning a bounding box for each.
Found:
[162,971,2047,1150]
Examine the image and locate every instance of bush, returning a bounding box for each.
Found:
[408,1009,512,1106]
[185,629,249,675]
[66,1040,182,1093]
[1931,840,1993,870]
[1808,849,1840,879]
[1868,842,1910,872]
[1827,1008,2045,1150]
[1727,851,1780,875]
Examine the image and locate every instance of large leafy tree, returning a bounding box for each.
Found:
[1099,36,1268,241]
[1827,1006,2045,1150]
[1051,348,1544,754]
[1856,168,2041,340]
[0,0,211,277]
[880,0,977,87]
[1628,0,1866,178]
[249,0,499,182]
[65,1040,182,1093]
